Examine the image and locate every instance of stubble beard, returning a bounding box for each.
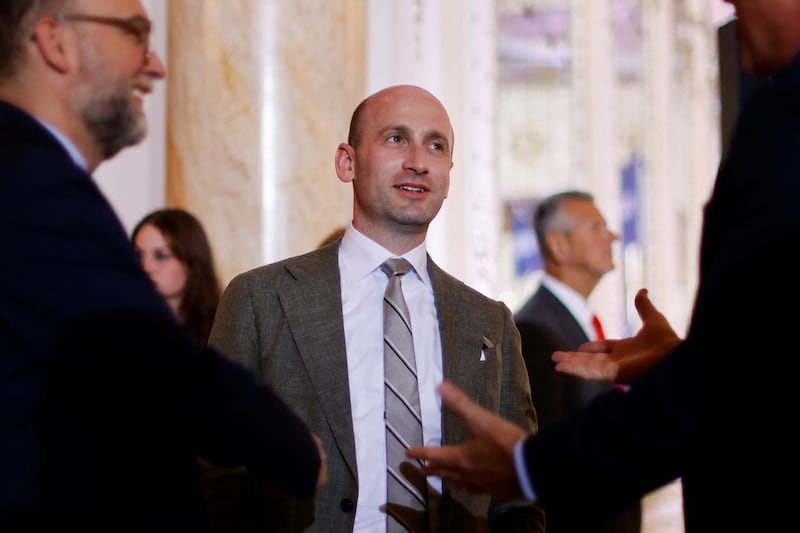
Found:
[388,200,443,234]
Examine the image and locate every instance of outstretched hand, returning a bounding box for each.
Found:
[405,380,528,501]
[552,288,682,384]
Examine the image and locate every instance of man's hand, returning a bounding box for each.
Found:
[406,380,528,501]
[552,288,682,384]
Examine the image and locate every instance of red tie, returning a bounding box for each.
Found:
[592,314,605,341]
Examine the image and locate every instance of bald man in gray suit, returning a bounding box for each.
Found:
[210,85,544,532]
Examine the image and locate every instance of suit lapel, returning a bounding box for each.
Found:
[540,287,590,346]
[277,247,358,478]
[428,259,498,527]
[427,258,493,425]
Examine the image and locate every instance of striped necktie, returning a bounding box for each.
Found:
[380,258,429,532]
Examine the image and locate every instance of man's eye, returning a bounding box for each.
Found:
[432,142,444,152]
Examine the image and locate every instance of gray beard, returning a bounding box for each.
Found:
[81,90,145,160]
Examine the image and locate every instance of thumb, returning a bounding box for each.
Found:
[438,380,486,432]
[634,288,656,321]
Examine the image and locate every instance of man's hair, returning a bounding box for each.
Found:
[533,190,594,262]
[0,0,67,79]
[131,208,222,346]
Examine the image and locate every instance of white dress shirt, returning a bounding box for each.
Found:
[338,223,444,532]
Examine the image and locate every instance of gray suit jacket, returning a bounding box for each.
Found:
[209,241,545,532]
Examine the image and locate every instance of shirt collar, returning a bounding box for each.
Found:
[35,118,89,172]
[540,273,593,325]
[339,222,431,289]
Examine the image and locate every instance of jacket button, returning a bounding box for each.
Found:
[340,498,354,512]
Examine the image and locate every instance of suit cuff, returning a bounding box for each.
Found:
[513,437,537,501]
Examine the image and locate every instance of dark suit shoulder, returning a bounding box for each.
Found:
[514,285,559,322]
[515,286,588,348]
[0,101,84,186]
[515,320,571,353]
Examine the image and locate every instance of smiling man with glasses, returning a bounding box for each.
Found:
[0,1,327,530]
[18,3,165,165]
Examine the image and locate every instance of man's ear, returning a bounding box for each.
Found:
[545,232,569,262]
[31,16,73,73]
[335,143,356,183]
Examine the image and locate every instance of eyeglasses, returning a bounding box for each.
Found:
[53,13,152,62]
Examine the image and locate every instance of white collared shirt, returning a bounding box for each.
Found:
[339,223,443,532]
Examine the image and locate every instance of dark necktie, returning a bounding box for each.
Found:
[380,258,428,532]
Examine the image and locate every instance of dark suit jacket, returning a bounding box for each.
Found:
[514,286,615,428]
[0,101,320,532]
[514,287,640,533]
[521,51,800,532]
[209,241,545,532]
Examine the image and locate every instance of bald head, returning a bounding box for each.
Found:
[347,85,454,152]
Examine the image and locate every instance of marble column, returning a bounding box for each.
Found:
[95,0,167,232]
[641,0,678,320]
[167,0,366,285]
[366,0,499,295]
[680,0,721,315]
[569,0,626,337]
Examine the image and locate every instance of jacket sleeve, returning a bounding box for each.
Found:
[488,304,546,532]
[42,311,321,500]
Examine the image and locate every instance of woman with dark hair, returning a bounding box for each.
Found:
[132,208,221,346]
[134,209,250,530]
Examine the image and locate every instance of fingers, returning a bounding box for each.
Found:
[574,339,609,353]
[437,380,480,425]
[406,442,444,463]
[438,380,507,439]
[552,339,609,364]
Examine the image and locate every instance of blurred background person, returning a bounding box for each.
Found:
[133,207,270,532]
[0,0,325,529]
[514,191,639,533]
[132,208,221,345]
[515,191,621,423]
